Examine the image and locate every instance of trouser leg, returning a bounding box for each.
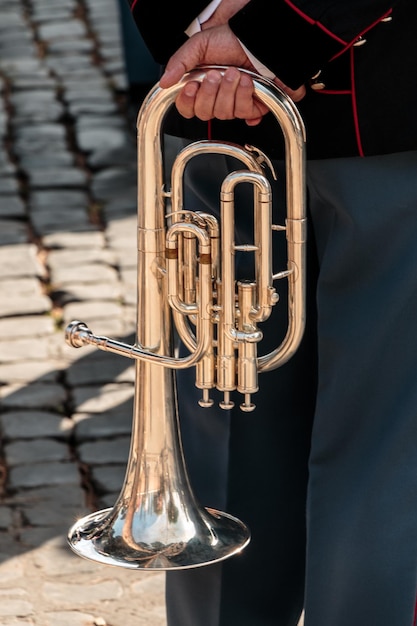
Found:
[305,151,417,626]
[164,140,317,626]
[219,316,317,626]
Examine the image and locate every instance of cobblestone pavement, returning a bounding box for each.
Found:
[0,1,166,624]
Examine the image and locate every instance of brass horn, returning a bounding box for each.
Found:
[65,67,306,570]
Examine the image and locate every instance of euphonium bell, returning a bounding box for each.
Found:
[65,67,306,570]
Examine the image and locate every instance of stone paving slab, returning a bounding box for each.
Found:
[0,410,73,440]
[0,361,63,384]
[0,246,43,279]
[0,537,165,626]
[65,352,135,386]
[0,316,55,340]
[0,337,56,363]
[0,220,30,246]
[72,409,133,441]
[0,382,67,411]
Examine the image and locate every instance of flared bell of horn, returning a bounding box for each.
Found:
[68,360,250,570]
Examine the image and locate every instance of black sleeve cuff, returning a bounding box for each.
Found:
[229,0,345,89]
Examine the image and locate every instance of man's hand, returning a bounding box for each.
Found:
[160,24,252,89]
[159,24,305,125]
[159,24,269,125]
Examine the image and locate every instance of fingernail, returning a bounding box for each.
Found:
[184,82,198,97]
[225,68,239,82]
[240,74,252,87]
[207,71,221,84]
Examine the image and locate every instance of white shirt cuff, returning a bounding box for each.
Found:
[238,41,276,80]
[185,0,222,37]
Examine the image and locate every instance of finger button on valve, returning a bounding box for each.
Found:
[198,390,214,408]
[219,392,234,410]
[240,394,256,412]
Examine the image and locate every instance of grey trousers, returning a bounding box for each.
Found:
[164,143,417,626]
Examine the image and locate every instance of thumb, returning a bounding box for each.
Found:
[159,62,187,89]
[159,37,205,89]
